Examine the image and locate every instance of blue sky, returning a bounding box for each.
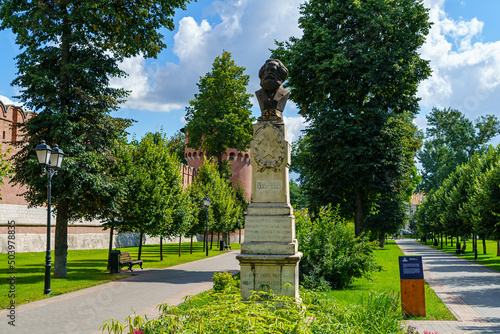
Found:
[1,0,500,146]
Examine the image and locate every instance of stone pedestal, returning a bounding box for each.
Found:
[237,121,302,300]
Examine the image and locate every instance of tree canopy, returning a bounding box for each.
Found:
[113,132,184,259]
[417,107,500,193]
[0,0,190,277]
[273,0,431,236]
[167,130,187,165]
[184,51,254,177]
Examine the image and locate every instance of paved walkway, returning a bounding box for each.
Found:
[396,239,500,334]
[0,250,240,334]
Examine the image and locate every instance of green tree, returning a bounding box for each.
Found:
[189,159,241,247]
[234,183,248,243]
[184,51,254,177]
[416,145,500,251]
[171,190,197,257]
[1,0,190,278]
[0,144,13,200]
[418,107,500,193]
[117,132,184,259]
[272,0,431,236]
[289,179,308,210]
[167,130,187,164]
[475,156,500,255]
[364,191,408,248]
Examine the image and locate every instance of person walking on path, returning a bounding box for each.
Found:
[396,238,500,334]
[0,250,240,334]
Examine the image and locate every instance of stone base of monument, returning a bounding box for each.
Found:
[237,202,302,300]
[237,253,302,299]
[237,98,302,301]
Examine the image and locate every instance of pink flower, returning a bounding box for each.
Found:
[134,330,144,334]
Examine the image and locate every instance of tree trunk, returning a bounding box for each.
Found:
[353,186,365,236]
[138,231,144,260]
[378,232,385,248]
[497,240,500,257]
[450,235,453,248]
[210,231,214,250]
[239,229,241,244]
[160,236,163,261]
[179,234,182,257]
[54,199,69,278]
[440,233,443,249]
[482,237,486,255]
[107,226,114,269]
[190,235,193,254]
[54,1,70,279]
[227,230,230,247]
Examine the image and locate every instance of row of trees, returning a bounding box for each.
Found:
[414,144,500,256]
[103,131,245,261]
[1,0,255,279]
[417,107,500,193]
[272,0,431,244]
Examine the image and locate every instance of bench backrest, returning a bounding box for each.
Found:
[120,252,133,262]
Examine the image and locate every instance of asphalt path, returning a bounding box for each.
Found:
[0,250,240,334]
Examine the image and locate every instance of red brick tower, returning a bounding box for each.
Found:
[183,132,252,202]
[0,100,35,205]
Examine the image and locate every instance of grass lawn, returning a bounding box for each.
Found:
[325,240,455,320]
[424,238,500,272]
[0,241,241,309]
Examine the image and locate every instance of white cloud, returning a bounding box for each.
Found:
[0,94,25,109]
[112,0,303,114]
[174,17,213,63]
[284,116,308,143]
[418,1,500,120]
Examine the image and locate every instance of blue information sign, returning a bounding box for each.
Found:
[399,256,424,280]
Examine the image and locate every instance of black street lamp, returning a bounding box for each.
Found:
[35,140,65,294]
[203,196,211,257]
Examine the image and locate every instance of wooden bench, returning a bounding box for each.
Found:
[119,252,143,271]
[224,244,232,251]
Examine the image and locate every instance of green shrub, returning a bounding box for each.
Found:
[212,271,235,292]
[100,287,407,334]
[295,205,381,290]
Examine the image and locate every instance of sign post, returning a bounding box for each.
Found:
[399,256,426,317]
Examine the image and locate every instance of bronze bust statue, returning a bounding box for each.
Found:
[255,59,290,122]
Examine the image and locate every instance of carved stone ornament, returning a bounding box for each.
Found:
[252,124,286,172]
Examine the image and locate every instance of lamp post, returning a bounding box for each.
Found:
[203,196,210,257]
[35,140,65,294]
